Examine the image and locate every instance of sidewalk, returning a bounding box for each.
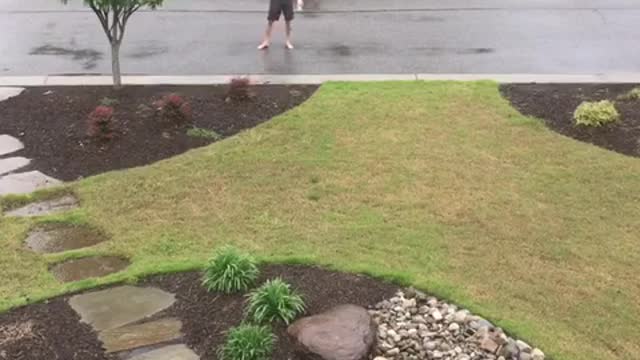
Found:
[2,74,640,86]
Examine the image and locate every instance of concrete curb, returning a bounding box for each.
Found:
[1,74,640,86]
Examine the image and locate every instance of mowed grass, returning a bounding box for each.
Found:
[1,82,640,360]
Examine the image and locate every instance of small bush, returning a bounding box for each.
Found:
[187,127,222,140]
[227,78,252,101]
[202,246,259,293]
[618,87,640,101]
[246,278,305,324]
[154,93,192,123]
[574,100,619,127]
[218,324,275,360]
[87,105,116,140]
[99,97,119,106]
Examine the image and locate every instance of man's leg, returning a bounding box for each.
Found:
[284,1,295,49]
[285,21,293,49]
[258,21,274,50]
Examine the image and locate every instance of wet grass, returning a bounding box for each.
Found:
[1,82,639,360]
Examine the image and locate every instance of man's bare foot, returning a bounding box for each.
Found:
[285,41,294,50]
[258,42,270,50]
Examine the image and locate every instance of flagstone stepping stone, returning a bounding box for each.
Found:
[69,286,176,332]
[0,87,24,102]
[0,170,61,196]
[127,344,199,360]
[99,318,183,353]
[4,195,79,217]
[0,157,30,176]
[0,134,24,156]
[24,224,107,254]
[50,256,130,283]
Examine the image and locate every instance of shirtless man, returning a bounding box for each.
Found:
[258,0,304,50]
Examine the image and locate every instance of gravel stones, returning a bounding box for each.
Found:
[370,291,545,360]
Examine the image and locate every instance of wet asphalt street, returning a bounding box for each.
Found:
[1,0,639,75]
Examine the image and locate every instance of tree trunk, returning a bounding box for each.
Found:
[111,42,122,90]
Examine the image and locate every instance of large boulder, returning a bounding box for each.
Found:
[287,304,377,360]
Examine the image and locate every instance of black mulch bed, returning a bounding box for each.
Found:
[0,264,399,360]
[501,84,640,158]
[0,85,317,181]
[0,298,107,360]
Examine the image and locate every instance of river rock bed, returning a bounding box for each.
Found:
[370,290,545,360]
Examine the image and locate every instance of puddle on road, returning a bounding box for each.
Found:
[126,42,169,59]
[24,224,107,254]
[29,44,103,70]
[410,47,495,55]
[50,256,130,283]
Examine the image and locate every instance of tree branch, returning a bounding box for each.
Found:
[88,3,112,42]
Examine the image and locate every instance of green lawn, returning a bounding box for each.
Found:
[2,81,639,360]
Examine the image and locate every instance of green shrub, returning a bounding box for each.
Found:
[573,100,619,127]
[246,278,305,324]
[219,324,275,360]
[202,247,259,293]
[618,87,640,101]
[99,97,119,106]
[187,127,221,140]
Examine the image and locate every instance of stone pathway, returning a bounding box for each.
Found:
[50,256,131,283]
[127,344,200,360]
[4,195,79,217]
[0,171,62,196]
[0,87,63,196]
[69,286,199,359]
[0,134,24,156]
[0,87,24,102]
[24,224,108,254]
[2,88,185,357]
[0,156,29,175]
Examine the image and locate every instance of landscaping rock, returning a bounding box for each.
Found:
[370,291,546,360]
[0,171,61,196]
[288,304,377,360]
[50,256,130,283]
[0,157,30,176]
[0,134,24,156]
[24,225,107,254]
[127,344,199,360]
[98,318,183,353]
[69,286,176,331]
[0,88,24,102]
[4,195,79,217]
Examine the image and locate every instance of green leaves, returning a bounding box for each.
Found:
[61,0,164,10]
[246,278,305,325]
[202,247,260,294]
[574,100,620,127]
[219,325,275,360]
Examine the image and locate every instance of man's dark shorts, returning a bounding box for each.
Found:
[269,0,294,22]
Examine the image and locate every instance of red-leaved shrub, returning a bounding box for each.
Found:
[154,93,192,123]
[227,77,252,101]
[87,105,115,140]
